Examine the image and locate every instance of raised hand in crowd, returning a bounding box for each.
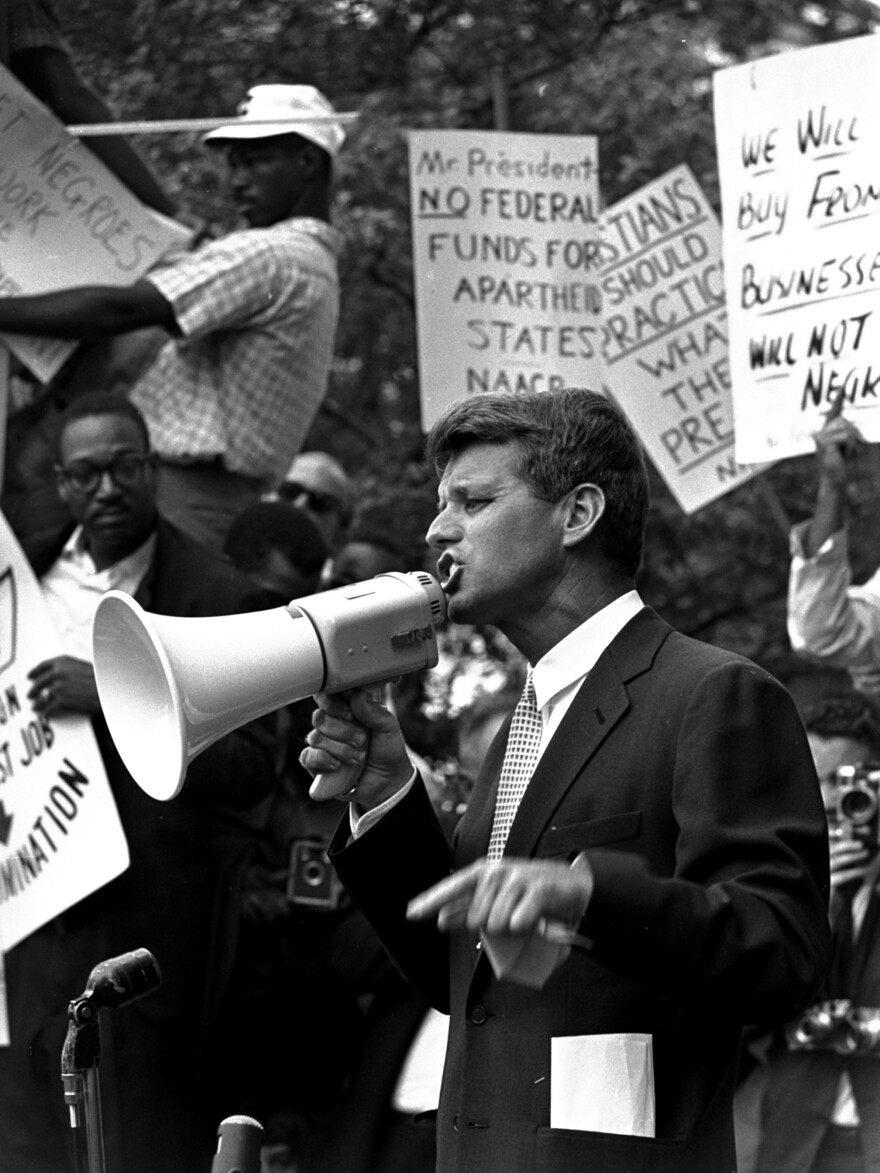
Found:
[803,399,868,558]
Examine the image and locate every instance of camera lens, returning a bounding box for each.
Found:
[302,859,326,888]
[787,1000,851,1050]
[839,787,878,824]
[842,1008,880,1055]
[791,1006,837,1046]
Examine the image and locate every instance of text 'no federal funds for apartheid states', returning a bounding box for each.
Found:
[409,129,604,420]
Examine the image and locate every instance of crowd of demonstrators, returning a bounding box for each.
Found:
[0,394,276,1173]
[788,407,880,697]
[211,493,457,1173]
[216,499,389,1170]
[0,82,346,553]
[1,0,175,216]
[301,387,830,1173]
[299,631,492,1173]
[736,690,880,1173]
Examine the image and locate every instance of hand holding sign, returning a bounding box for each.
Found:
[27,656,100,719]
[811,384,866,490]
[0,510,128,955]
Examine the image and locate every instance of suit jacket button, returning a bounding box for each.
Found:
[470,1004,487,1024]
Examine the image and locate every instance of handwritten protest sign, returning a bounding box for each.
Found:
[714,35,880,462]
[0,62,188,383]
[599,165,761,513]
[0,511,128,955]
[408,129,603,428]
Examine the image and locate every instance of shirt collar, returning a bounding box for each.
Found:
[59,525,157,581]
[531,589,644,712]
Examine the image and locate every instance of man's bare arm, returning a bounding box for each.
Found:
[0,281,177,339]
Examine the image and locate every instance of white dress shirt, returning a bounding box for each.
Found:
[40,527,156,661]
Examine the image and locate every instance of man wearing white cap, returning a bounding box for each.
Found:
[0,84,346,549]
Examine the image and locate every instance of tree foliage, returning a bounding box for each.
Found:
[58,0,880,696]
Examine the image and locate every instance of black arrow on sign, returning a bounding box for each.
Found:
[0,800,12,846]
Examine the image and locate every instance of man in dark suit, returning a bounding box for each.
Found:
[0,392,275,1173]
[301,387,832,1173]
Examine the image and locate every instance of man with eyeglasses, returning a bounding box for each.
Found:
[0,83,345,552]
[0,392,276,1173]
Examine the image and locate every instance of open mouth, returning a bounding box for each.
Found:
[438,555,462,593]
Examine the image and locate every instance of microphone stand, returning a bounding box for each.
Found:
[60,948,162,1173]
[61,994,106,1173]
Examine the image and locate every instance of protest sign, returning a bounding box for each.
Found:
[0,347,7,488]
[0,62,188,383]
[599,164,761,513]
[0,511,128,955]
[714,35,880,462]
[408,129,603,428]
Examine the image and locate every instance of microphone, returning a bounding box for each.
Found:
[61,949,162,1173]
[78,947,162,1009]
[211,1115,263,1173]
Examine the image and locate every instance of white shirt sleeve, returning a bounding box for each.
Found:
[349,771,418,839]
[788,521,880,693]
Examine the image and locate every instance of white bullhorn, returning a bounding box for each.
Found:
[92,571,447,802]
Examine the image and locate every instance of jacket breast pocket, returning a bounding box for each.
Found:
[536,1126,689,1173]
[540,812,641,859]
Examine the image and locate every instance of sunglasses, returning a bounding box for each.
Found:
[56,454,153,495]
[278,480,340,515]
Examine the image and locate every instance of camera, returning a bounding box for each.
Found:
[786,998,852,1051]
[786,999,880,1056]
[828,764,880,857]
[286,839,344,910]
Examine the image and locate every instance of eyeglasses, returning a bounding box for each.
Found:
[278,480,339,515]
[56,454,153,495]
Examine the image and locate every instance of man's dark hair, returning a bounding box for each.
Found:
[424,387,650,577]
[801,690,880,756]
[224,501,328,577]
[58,393,152,453]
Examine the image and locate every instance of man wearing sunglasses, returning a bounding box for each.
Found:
[1,391,276,1173]
[271,450,356,565]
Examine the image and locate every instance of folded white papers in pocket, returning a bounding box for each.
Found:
[550,1032,655,1136]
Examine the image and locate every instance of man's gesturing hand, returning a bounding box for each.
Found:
[300,686,413,809]
[407,857,594,937]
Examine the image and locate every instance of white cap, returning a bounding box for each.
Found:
[203,84,346,157]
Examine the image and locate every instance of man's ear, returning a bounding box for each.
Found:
[54,466,70,506]
[298,143,326,180]
[561,483,605,548]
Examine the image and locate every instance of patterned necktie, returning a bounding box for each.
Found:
[487,674,542,862]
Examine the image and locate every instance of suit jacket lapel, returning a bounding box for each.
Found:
[458,608,672,866]
[502,653,631,859]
